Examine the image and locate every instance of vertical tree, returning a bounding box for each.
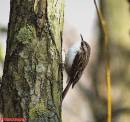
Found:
[90,0,130,121]
[100,0,130,121]
[0,0,64,121]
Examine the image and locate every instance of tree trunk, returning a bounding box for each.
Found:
[100,0,130,121]
[0,0,64,121]
[90,0,130,121]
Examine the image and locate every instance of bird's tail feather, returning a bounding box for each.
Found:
[62,81,72,101]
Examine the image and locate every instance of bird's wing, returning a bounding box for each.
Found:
[70,51,86,88]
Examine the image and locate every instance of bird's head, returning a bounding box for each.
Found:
[80,34,91,54]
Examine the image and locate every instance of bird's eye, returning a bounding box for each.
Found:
[81,42,84,46]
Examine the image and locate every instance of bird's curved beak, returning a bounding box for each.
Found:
[80,34,84,42]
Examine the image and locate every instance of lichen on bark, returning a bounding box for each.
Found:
[0,0,64,121]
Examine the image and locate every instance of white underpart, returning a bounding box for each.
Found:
[65,41,81,73]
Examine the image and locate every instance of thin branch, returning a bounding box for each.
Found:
[93,1,112,122]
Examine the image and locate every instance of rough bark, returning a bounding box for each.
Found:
[0,0,64,121]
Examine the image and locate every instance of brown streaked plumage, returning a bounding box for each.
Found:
[62,35,91,101]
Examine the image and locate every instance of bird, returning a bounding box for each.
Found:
[62,34,91,101]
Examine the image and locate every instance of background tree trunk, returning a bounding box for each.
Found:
[90,0,130,122]
[0,0,64,121]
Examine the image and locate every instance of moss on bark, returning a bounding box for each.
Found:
[0,0,64,121]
